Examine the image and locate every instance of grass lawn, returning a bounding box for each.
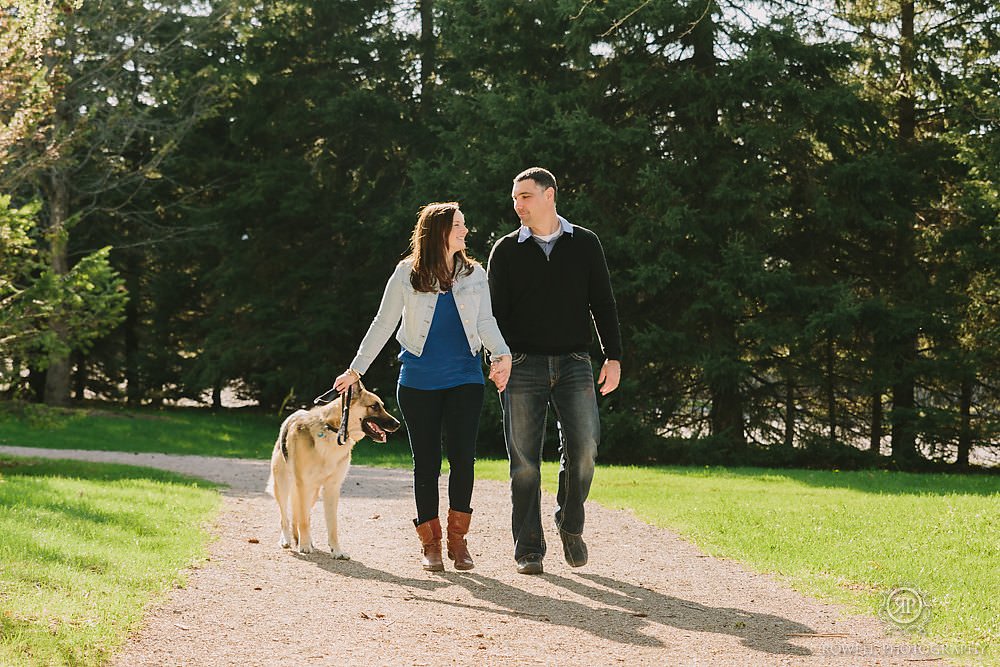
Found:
[0,401,413,466]
[0,456,219,666]
[485,462,998,661]
[0,402,278,459]
[1,402,996,664]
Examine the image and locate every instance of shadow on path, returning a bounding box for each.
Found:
[309,557,814,656]
[557,572,814,656]
[298,553,452,594]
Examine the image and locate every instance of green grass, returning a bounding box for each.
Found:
[1,402,996,663]
[0,402,278,459]
[477,460,998,662]
[0,456,219,666]
[0,401,414,466]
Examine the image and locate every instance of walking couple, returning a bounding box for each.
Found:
[332,167,622,575]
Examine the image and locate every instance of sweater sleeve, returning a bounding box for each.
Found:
[587,234,622,361]
[474,267,511,359]
[487,238,511,337]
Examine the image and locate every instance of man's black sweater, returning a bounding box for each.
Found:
[487,223,622,361]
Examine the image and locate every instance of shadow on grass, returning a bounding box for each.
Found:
[0,455,217,486]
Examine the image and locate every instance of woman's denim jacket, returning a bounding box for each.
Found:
[349,258,511,375]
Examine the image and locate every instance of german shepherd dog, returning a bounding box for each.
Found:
[269,382,400,558]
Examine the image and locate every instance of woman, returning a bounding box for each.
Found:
[333,202,511,571]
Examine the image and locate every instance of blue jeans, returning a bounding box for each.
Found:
[500,352,600,560]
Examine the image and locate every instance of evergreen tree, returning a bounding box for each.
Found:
[184,0,416,408]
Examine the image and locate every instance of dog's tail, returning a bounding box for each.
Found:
[278,410,305,461]
[279,416,292,460]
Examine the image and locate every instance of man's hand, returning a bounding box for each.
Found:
[598,359,621,396]
[488,355,512,392]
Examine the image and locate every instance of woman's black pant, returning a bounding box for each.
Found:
[396,382,485,525]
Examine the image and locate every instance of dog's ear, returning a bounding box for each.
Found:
[355,379,366,395]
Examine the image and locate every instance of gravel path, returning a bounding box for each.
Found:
[1,445,932,666]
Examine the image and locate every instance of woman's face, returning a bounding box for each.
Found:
[445,209,468,257]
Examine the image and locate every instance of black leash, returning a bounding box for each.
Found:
[337,384,352,445]
[313,384,354,446]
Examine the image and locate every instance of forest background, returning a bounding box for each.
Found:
[2,0,998,469]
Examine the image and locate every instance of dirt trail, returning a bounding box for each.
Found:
[1,445,934,666]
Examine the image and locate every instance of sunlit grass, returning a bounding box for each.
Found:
[478,460,998,662]
[0,401,415,466]
[0,457,219,666]
[0,402,276,458]
[2,402,995,664]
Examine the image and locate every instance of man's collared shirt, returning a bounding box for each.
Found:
[517,215,574,258]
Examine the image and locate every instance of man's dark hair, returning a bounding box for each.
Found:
[514,167,557,197]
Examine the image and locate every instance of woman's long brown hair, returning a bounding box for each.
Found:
[408,202,474,293]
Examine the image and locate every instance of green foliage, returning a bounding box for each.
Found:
[4,0,996,466]
[168,0,418,408]
[0,456,219,666]
[0,197,126,387]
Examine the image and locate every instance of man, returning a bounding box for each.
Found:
[487,167,622,575]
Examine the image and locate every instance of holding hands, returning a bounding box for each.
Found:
[488,354,512,392]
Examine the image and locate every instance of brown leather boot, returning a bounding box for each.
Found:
[446,509,474,571]
[414,517,444,572]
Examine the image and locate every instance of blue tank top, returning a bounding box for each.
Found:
[398,290,484,390]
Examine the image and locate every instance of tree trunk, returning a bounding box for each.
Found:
[43,170,72,407]
[419,0,435,114]
[124,251,142,405]
[28,366,46,403]
[72,350,86,400]
[890,0,919,463]
[709,376,744,447]
[870,387,882,454]
[211,381,222,411]
[825,337,836,446]
[708,316,746,449]
[956,375,973,467]
[897,1,916,142]
[783,374,795,448]
[692,4,744,449]
[890,350,918,461]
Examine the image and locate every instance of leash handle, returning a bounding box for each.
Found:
[313,386,339,405]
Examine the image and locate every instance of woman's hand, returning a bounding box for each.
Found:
[488,355,511,392]
[332,369,361,394]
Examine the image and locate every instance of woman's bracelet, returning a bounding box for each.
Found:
[346,368,362,380]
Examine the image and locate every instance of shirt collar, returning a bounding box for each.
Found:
[517,215,574,243]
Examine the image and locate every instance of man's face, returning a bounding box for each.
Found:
[511,178,554,225]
